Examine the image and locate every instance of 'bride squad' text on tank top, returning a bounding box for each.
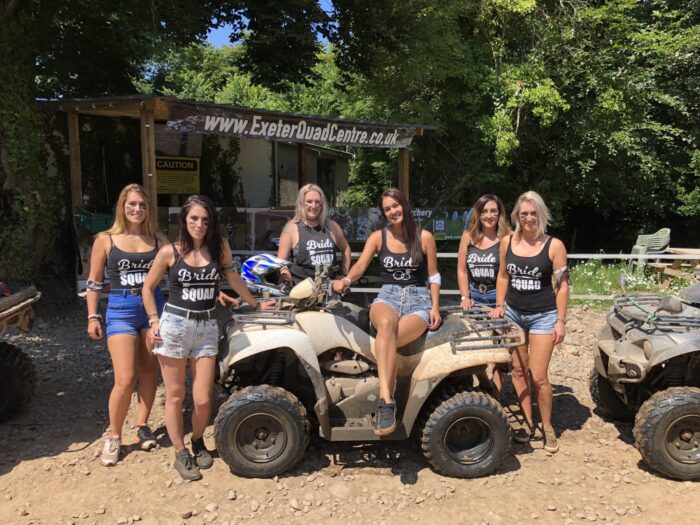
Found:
[290,222,337,282]
[466,241,500,287]
[167,244,220,311]
[105,236,158,289]
[379,228,427,287]
[505,236,556,313]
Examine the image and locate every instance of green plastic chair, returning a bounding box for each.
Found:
[630,228,671,270]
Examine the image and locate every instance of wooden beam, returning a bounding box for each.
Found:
[140,107,158,229]
[298,143,307,189]
[398,147,409,199]
[67,111,82,212]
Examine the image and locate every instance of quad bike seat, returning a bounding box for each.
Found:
[397,311,465,356]
[329,302,371,332]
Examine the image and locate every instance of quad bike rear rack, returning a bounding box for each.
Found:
[613,295,700,330]
[0,286,41,336]
[445,305,526,351]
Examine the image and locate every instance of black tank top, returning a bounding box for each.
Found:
[290,222,337,282]
[505,236,556,313]
[167,244,220,311]
[379,228,427,287]
[467,240,500,287]
[105,236,158,290]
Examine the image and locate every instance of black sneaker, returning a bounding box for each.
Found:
[174,449,202,481]
[136,426,157,451]
[512,427,533,444]
[374,399,397,436]
[191,437,213,469]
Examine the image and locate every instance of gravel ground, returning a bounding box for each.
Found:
[0,302,698,525]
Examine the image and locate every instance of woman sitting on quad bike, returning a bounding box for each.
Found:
[277,183,351,285]
[332,188,442,436]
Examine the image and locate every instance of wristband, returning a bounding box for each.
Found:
[556,317,567,324]
[460,295,469,301]
[342,276,352,285]
[87,314,102,321]
[147,313,159,319]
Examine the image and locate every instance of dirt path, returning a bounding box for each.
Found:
[1,304,698,525]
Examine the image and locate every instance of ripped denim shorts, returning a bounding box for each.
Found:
[372,284,431,325]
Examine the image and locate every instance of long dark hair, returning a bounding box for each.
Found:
[467,194,511,244]
[380,188,423,265]
[178,195,222,264]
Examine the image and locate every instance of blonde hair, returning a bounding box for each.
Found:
[291,183,336,242]
[466,194,511,244]
[103,184,157,238]
[511,190,551,238]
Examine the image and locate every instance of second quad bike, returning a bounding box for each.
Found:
[0,285,41,423]
[214,268,524,479]
[590,279,700,480]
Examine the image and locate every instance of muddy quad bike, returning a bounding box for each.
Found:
[0,285,41,423]
[214,268,524,479]
[590,280,700,480]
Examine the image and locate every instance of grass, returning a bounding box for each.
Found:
[569,259,690,308]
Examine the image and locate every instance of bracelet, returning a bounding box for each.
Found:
[495,304,504,308]
[147,313,159,319]
[87,314,102,321]
[460,295,469,301]
[556,316,567,324]
[342,276,352,285]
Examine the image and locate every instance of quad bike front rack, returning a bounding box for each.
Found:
[231,309,296,326]
[445,305,526,351]
[613,295,700,330]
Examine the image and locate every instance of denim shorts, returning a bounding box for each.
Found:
[152,309,219,360]
[470,285,496,308]
[106,288,164,338]
[505,304,557,335]
[372,284,431,325]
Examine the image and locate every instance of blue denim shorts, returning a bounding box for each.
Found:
[470,285,497,308]
[505,304,557,335]
[153,309,219,360]
[106,288,164,338]
[372,284,431,325]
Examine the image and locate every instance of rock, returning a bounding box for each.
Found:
[132,515,141,522]
[227,490,237,501]
[289,498,300,511]
[546,505,557,511]
[117,518,128,525]
[250,500,260,512]
[180,511,193,519]
[165,480,173,488]
[96,507,106,515]
[328,483,352,501]
[205,504,218,513]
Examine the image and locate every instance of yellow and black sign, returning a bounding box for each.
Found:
[156,156,200,194]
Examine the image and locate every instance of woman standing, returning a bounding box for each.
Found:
[490,191,570,453]
[143,195,272,481]
[332,188,441,436]
[457,194,511,395]
[86,184,165,466]
[278,184,351,285]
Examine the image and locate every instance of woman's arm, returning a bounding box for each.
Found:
[277,221,296,282]
[423,230,442,330]
[221,243,261,308]
[143,244,174,345]
[330,220,352,275]
[456,230,473,309]
[489,234,511,319]
[551,238,570,345]
[332,230,381,294]
[86,234,109,340]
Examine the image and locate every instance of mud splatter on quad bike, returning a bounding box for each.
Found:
[591,279,700,480]
[213,268,524,479]
[0,285,41,423]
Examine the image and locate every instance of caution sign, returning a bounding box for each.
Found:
[156,156,200,194]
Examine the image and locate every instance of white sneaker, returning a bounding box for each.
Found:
[101,435,121,466]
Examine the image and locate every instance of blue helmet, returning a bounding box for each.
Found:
[241,253,291,296]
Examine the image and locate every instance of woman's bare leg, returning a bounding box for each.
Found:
[134,328,158,427]
[510,338,533,428]
[527,334,556,431]
[370,303,399,403]
[107,334,139,437]
[189,356,216,440]
[158,355,187,451]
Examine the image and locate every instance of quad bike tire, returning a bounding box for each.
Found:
[0,342,37,423]
[633,387,700,481]
[420,391,511,478]
[214,385,310,478]
[588,367,635,422]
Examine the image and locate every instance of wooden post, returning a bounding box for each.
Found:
[67,111,82,212]
[298,143,307,189]
[140,107,158,229]
[398,147,409,199]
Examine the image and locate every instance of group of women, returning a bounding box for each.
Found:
[86,182,568,481]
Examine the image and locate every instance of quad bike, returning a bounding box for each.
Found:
[0,285,41,423]
[590,276,700,480]
[214,267,525,479]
